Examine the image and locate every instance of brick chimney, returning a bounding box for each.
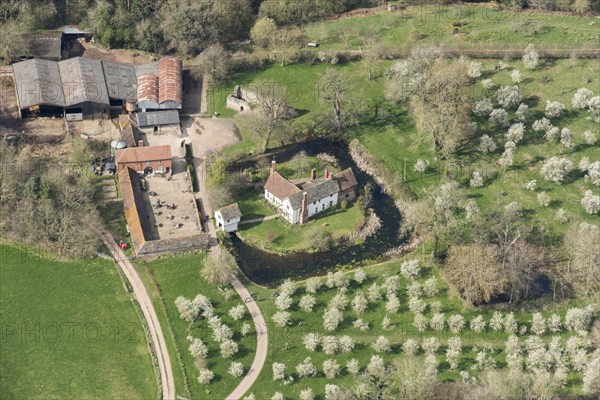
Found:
[325,168,332,180]
[271,160,276,172]
[311,168,316,180]
[300,192,308,224]
[138,140,144,147]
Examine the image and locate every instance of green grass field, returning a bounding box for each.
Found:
[133,254,257,400]
[303,4,599,51]
[0,244,157,400]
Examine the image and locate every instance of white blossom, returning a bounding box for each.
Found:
[272,362,286,381]
[372,335,392,353]
[275,293,293,311]
[382,315,392,330]
[560,128,574,148]
[339,335,355,353]
[470,171,484,188]
[296,357,317,378]
[241,322,251,336]
[324,384,341,400]
[403,339,420,356]
[305,277,322,293]
[229,304,246,321]
[547,314,562,333]
[516,103,530,122]
[197,368,214,384]
[367,282,382,303]
[271,392,284,400]
[545,100,565,118]
[188,337,208,360]
[272,311,291,327]
[422,337,440,354]
[299,388,314,400]
[532,117,552,132]
[343,359,359,377]
[511,69,522,83]
[581,190,600,214]
[572,88,594,109]
[583,130,597,145]
[482,78,494,89]
[323,308,343,331]
[353,318,369,331]
[220,339,239,359]
[321,335,339,355]
[524,179,537,191]
[409,297,426,314]
[586,161,600,187]
[322,359,341,379]
[588,96,600,122]
[448,314,465,334]
[523,44,539,69]
[299,294,316,312]
[468,62,482,78]
[423,277,439,297]
[473,98,494,117]
[430,313,446,331]
[351,291,368,315]
[530,313,546,335]
[303,333,321,352]
[279,279,296,297]
[366,355,386,378]
[506,123,525,143]
[583,354,600,395]
[470,315,486,333]
[229,361,244,378]
[490,108,510,128]
[353,268,366,284]
[555,208,569,224]
[504,313,518,334]
[400,259,421,280]
[479,134,497,154]
[540,157,572,184]
[414,159,429,173]
[385,293,401,313]
[413,313,428,332]
[496,86,522,109]
[490,312,504,331]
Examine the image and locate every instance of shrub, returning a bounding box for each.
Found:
[468,62,482,78]
[430,313,445,331]
[537,191,551,207]
[351,291,368,314]
[413,313,428,332]
[325,384,341,400]
[482,78,494,89]
[353,268,366,284]
[555,208,569,224]
[220,339,238,359]
[338,335,355,353]
[353,318,369,331]
[382,315,392,330]
[560,128,574,148]
[305,277,322,293]
[524,179,537,191]
[532,117,552,132]
[403,339,420,356]
[511,69,522,84]
[241,322,251,336]
[385,293,401,313]
[470,171,484,188]
[340,199,348,209]
[414,158,430,173]
[422,337,440,354]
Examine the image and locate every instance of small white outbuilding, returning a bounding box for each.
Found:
[214,203,242,233]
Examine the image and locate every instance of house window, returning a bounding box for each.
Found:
[345,194,349,198]
[330,201,333,207]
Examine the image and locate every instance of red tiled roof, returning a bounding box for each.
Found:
[264,171,301,200]
[115,145,172,164]
[158,57,182,105]
[137,74,159,103]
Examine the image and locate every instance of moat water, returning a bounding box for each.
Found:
[226,138,406,287]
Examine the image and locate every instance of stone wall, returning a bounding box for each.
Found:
[137,233,210,257]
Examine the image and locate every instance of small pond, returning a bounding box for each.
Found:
[225,138,406,287]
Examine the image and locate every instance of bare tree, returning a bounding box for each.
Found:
[201,255,233,286]
[319,69,354,136]
[251,80,292,152]
[561,222,600,297]
[197,43,230,87]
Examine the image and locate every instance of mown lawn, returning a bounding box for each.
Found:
[133,254,257,400]
[0,244,157,400]
[237,201,365,254]
[303,4,599,51]
[224,256,591,400]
